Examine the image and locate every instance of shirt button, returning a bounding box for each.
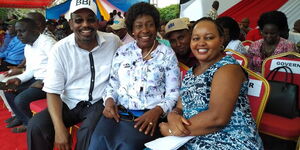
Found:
[92,80,94,82]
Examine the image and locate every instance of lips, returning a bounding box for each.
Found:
[198,49,208,53]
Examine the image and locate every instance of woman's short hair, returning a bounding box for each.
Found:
[125,2,160,34]
[258,11,288,32]
[215,16,240,40]
[193,17,224,37]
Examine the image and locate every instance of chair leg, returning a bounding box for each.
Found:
[296,136,300,150]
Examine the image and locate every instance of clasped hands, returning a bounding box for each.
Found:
[159,111,191,137]
[103,98,163,136]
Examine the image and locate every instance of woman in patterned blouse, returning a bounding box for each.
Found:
[159,17,263,150]
[88,2,180,150]
[247,11,297,73]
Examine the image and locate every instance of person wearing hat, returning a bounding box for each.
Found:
[111,18,134,44]
[165,18,198,67]
[0,19,25,71]
[26,0,121,150]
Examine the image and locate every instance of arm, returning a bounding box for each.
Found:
[47,93,72,150]
[135,49,181,136]
[186,64,246,136]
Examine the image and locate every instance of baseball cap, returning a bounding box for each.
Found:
[110,19,126,30]
[165,18,189,37]
[66,0,97,20]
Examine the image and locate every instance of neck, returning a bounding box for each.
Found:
[29,34,40,46]
[194,53,223,75]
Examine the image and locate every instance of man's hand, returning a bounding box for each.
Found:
[5,78,21,92]
[4,66,24,77]
[54,126,72,150]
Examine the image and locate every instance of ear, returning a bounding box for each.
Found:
[219,36,224,46]
[69,20,74,31]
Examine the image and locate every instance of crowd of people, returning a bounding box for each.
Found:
[0,0,299,150]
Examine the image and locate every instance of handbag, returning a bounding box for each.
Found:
[265,66,299,118]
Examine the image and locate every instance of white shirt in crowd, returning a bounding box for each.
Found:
[43,32,121,109]
[17,34,56,83]
[122,33,135,45]
[226,40,248,55]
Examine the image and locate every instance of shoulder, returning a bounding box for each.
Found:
[98,31,120,42]
[39,34,56,44]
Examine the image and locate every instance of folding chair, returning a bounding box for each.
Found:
[260,51,300,142]
[224,49,248,68]
[243,67,270,129]
[242,40,254,52]
[179,62,189,81]
[30,99,47,114]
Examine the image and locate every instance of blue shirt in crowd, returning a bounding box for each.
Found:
[0,34,13,52]
[0,36,25,65]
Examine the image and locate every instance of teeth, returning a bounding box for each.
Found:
[81,30,91,33]
[141,36,150,39]
[198,49,208,52]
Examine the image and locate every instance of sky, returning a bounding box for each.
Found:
[151,0,180,8]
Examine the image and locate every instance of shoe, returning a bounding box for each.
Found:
[6,118,22,128]
[11,125,27,133]
[4,116,16,123]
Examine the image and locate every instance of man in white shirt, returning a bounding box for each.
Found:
[26,0,121,150]
[4,18,56,133]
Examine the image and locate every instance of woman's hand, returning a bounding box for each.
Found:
[166,111,191,136]
[103,98,120,122]
[134,106,163,136]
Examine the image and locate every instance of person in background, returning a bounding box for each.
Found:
[158,21,167,39]
[4,18,56,133]
[207,0,219,20]
[45,20,58,37]
[0,19,25,71]
[246,27,262,42]
[288,19,300,46]
[160,17,263,150]
[27,12,56,40]
[240,18,252,38]
[111,18,134,44]
[216,16,247,54]
[26,0,121,149]
[247,11,297,73]
[88,2,180,150]
[165,18,197,67]
[0,19,15,52]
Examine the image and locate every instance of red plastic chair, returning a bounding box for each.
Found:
[30,99,47,114]
[244,67,270,129]
[224,49,248,68]
[260,52,300,142]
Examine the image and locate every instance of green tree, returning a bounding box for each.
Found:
[158,4,180,23]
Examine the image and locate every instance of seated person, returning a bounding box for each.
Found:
[288,19,300,45]
[4,18,56,133]
[26,0,121,149]
[160,17,263,150]
[216,16,247,54]
[247,11,297,73]
[111,18,134,44]
[88,2,180,150]
[0,19,25,71]
[165,18,198,67]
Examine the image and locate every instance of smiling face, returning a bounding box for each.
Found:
[190,20,224,63]
[69,8,98,44]
[132,15,157,50]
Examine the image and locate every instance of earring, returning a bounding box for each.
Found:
[220,45,225,50]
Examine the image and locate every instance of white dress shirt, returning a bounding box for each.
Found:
[226,40,247,55]
[43,32,121,109]
[17,34,56,83]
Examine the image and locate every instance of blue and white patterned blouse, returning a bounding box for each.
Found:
[104,41,180,113]
[181,55,263,150]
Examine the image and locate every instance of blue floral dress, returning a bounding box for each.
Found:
[181,55,263,150]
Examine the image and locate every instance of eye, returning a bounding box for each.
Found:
[192,37,200,41]
[74,18,84,24]
[134,24,143,29]
[205,36,214,40]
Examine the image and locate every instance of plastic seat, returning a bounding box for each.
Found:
[224,49,248,68]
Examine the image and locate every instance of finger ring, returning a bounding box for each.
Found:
[149,122,153,125]
[168,128,173,136]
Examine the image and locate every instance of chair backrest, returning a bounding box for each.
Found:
[244,67,270,129]
[242,40,254,51]
[224,49,248,68]
[262,52,300,109]
[179,62,190,81]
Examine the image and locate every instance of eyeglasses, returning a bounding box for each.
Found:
[118,105,137,121]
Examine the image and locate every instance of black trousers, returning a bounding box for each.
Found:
[27,100,104,150]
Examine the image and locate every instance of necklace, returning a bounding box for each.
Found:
[143,40,156,59]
